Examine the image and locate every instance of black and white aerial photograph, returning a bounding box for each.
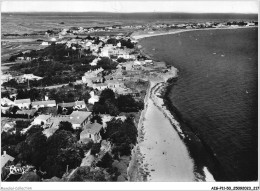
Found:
[0,0,258,190]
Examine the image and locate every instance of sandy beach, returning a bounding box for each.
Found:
[140,79,196,181]
[128,73,198,181]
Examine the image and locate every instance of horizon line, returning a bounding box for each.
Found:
[2,11,258,14]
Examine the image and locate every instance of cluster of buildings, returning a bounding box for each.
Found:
[1,73,43,85]
[1,95,107,145]
[3,20,231,180]
[55,20,257,37]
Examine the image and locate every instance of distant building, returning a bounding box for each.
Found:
[107,80,124,90]
[246,22,255,26]
[50,37,57,42]
[118,62,134,71]
[82,68,104,84]
[41,42,49,46]
[15,74,42,83]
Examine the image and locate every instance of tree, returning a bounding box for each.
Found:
[97,57,118,70]
[93,103,107,114]
[26,125,43,137]
[96,153,113,168]
[91,143,101,155]
[10,106,19,114]
[56,146,84,170]
[69,166,106,181]
[106,38,118,45]
[1,145,18,158]
[104,117,137,156]
[40,130,82,178]
[15,141,31,163]
[90,115,102,124]
[15,131,47,167]
[46,130,77,156]
[117,57,127,63]
[41,156,64,178]
[105,100,120,116]
[117,94,141,112]
[15,120,31,131]
[100,90,113,103]
[58,121,74,133]
[18,172,41,182]
[1,131,26,148]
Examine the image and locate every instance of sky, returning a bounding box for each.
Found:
[1,0,259,13]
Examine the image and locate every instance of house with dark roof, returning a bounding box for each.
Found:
[31,100,56,109]
[80,122,102,143]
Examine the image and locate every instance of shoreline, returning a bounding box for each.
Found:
[131,26,257,40]
[129,26,258,181]
[128,73,204,181]
[128,27,237,181]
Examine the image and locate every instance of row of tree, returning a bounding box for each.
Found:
[106,38,135,49]
[1,122,87,179]
[93,89,144,116]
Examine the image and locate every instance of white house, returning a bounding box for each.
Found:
[69,111,92,129]
[74,100,87,109]
[41,42,49,46]
[31,100,56,109]
[100,47,110,57]
[1,74,13,84]
[33,114,52,125]
[88,91,99,105]
[107,80,124,90]
[14,99,31,109]
[1,97,15,106]
[92,83,108,91]
[50,37,57,42]
[89,57,101,66]
[21,74,43,81]
[246,22,255,27]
